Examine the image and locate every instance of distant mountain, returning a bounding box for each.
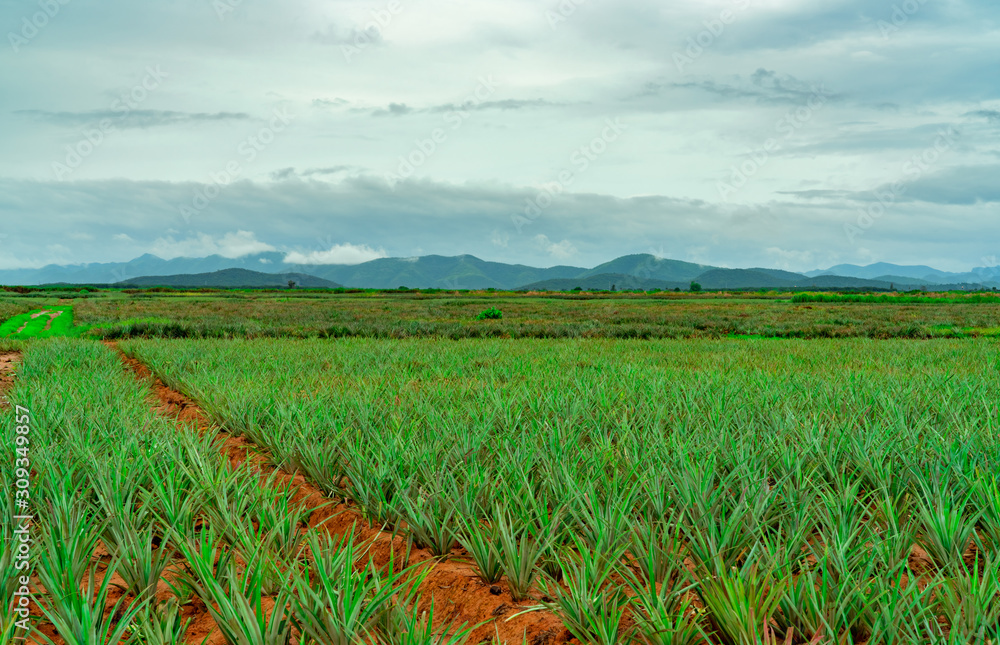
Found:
[807,263,949,282]
[578,255,714,282]
[695,269,802,289]
[1,252,995,291]
[301,255,586,290]
[516,273,687,292]
[808,262,1000,286]
[0,252,295,286]
[115,268,341,289]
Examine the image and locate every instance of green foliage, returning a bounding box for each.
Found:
[54,290,1000,340]
[116,337,1000,642]
[8,335,1000,644]
[0,306,87,339]
[792,291,1000,304]
[475,307,503,320]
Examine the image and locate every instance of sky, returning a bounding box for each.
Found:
[1,0,998,272]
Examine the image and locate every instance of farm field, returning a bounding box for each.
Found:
[54,290,1000,339]
[2,333,999,643]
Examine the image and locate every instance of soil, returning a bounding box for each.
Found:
[13,310,61,335]
[41,311,63,332]
[0,352,19,408]
[106,342,573,645]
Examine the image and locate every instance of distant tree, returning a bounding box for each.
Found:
[611,283,616,292]
[690,281,702,292]
[287,280,296,289]
[572,286,583,292]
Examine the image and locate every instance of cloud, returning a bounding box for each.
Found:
[270,166,355,180]
[311,24,382,46]
[284,243,387,265]
[644,69,839,106]
[372,103,414,117]
[491,229,509,248]
[784,165,1000,206]
[765,247,815,271]
[533,234,578,261]
[14,109,251,129]
[312,98,349,109]
[0,170,996,274]
[364,98,564,117]
[967,109,1000,124]
[426,99,566,113]
[150,231,275,259]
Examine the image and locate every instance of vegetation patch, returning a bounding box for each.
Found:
[475,307,503,320]
[0,306,88,339]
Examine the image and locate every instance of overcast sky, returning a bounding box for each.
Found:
[1,0,998,271]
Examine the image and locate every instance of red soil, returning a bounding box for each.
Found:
[0,352,18,407]
[106,342,572,645]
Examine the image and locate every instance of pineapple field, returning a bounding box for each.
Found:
[2,332,999,643]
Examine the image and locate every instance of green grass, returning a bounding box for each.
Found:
[0,306,87,339]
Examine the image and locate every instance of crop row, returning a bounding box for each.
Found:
[75,293,1000,340]
[124,337,1000,643]
[1,340,479,644]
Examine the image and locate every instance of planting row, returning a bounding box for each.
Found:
[124,337,1000,643]
[0,340,482,644]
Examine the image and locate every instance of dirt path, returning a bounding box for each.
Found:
[41,310,62,332]
[106,342,570,645]
[0,352,20,408]
[13,310,61,335]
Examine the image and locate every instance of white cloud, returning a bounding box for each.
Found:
[283,243,387,265]
[765,247,816,271]
[150,230,276,259]
[533,234,578,261]
[491,229,510,248]
[112,233,134,242]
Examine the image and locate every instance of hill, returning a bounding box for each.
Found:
[301,255,585,290]
[2,252,996,290]
[516,273,687,292]
[577,255,714,282]
[115,268,341,289]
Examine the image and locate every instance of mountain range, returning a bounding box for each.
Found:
[2,253,997,290]
[116,268,342,289]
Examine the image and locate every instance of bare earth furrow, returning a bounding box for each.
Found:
[108,342,570,645]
